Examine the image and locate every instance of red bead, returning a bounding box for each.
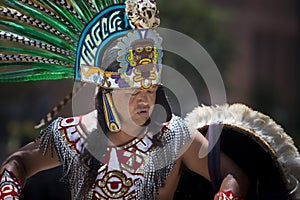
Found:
[66,118,74,123]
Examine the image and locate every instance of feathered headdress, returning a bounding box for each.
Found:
[0,0,161,128]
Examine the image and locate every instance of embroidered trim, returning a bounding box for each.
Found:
[58,116,87,155]
[39,118,90,199]
[93,136,154,199]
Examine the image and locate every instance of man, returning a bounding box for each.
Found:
[0,1,249,199]
[0,28,248,199]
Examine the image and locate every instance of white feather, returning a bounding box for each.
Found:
[185,103,300,198]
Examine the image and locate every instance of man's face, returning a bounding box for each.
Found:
[111,85,158,127]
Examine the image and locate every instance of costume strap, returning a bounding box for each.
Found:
[207,123,222,193]
[0,170,22,200]
[102,91,121,132]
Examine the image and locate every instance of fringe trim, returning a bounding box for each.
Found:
[38,118,90,200]
[140,115,191,199]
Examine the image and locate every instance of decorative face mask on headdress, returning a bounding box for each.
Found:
[116,29,163,89]
[79,28,163,89]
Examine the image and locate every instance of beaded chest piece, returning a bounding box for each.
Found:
[93,136,154,199]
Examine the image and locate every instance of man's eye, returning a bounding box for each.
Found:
[147,90,155,94]
[131,92,139,96]
[123,91,134,96]
[131,90,140,96]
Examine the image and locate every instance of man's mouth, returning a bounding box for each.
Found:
[136,108,150,115]
[137,110,149,114]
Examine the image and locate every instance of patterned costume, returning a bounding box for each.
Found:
[1,0,300,200]
[39,115,190,199]
[0,1,191,199]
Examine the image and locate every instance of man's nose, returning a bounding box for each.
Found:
[137,91,150,104]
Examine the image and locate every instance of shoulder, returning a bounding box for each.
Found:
[56,116,87,155]
[160,115,191,146]
[58,110,98,133]
[55,110,98,155]
[164,115,189,133]
[58,116,82,130]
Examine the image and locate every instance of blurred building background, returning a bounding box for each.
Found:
[160,0,300,144]
[0,0,299,199]
[210,0,300,145]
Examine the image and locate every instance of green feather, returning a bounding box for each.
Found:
[0,46,74,64]
[1,0,80,42]
[37,0,84,31]
[0,30,74,57]
[0,0,128,83]
[0,62,73,74]
[92,0,125,12]
[0,72,73,82]
[0,68,47,77]
[91,0,101,12]
[69,0,94,23]
[0,61,73,81]
[94,0,110,11]
[0,20,76,52]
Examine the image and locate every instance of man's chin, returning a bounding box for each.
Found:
[132,117,151,127]
[142,117,151,126]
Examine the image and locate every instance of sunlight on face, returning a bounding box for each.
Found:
[111,85,158,127]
